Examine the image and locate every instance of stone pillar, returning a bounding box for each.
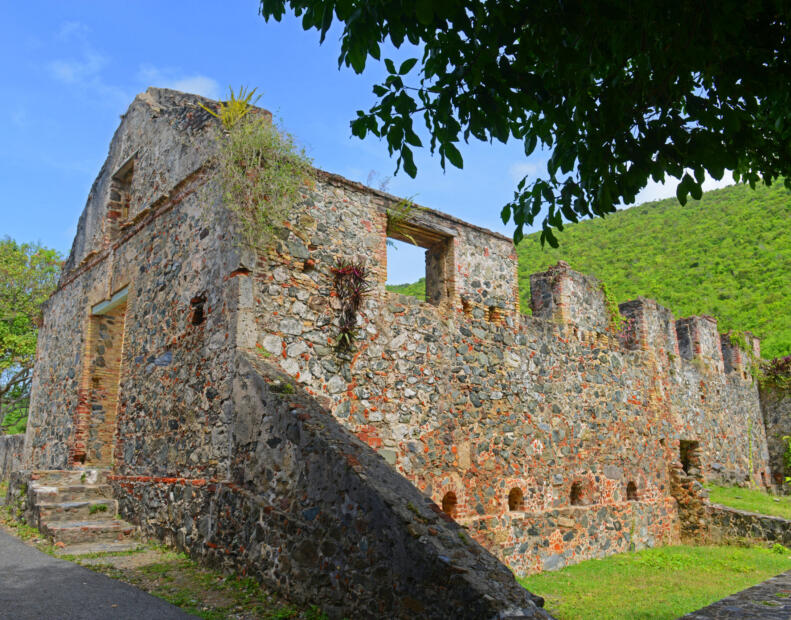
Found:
[529,261,609,332]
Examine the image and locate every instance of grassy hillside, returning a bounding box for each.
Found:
[386,182,791,358]
[387,277,426,301]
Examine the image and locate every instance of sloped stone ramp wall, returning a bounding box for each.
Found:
[111,354,551,619]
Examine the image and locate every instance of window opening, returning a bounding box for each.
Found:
[570,481,583,506]
[386,214,454,307]
[106,155,135,243]
[679,440,701,476]
[111,157,134,220]
[441,492,458,518]
[508,487,524,511]
[385,239,426,301]
[626,481,638,501]
[190,295,206,326]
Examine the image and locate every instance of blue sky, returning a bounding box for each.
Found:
[0,2,732,284]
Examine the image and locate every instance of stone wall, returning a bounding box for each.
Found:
[761,386,791,487]
[111,354,550,619]
[249,170,770,573]
[21,86,775,613]
[707,504,791,546]
[23,88,242,479]
[0,435,24,481]
[21,89,554,618]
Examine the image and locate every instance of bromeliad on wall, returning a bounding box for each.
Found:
[331,259,370,350]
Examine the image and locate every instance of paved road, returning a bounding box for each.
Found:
[0,529,195,619]
[681,569,791,619]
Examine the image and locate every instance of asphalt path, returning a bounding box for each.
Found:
[0,529,195,619]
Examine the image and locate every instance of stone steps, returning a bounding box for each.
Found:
[41,519,136,544]
[29,469,138,550]
[32,469,110,486]
[38,498,118,523]
[52,540,143,557]
[33,483,114,504]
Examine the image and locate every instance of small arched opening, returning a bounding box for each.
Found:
[570,481,583,506]
[508,487,524,511]
[441,492,458,518]
[626,481,638,501]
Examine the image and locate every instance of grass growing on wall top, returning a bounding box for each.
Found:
[520,545,791,620]
[706,484,791,520]
[212,89,313,250]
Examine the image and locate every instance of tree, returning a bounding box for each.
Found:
[0,239,61,434]
[259,1,791,245]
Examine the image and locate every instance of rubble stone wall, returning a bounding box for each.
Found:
[761,386,791,486]
[110,354,550,619]
[0,435,24,481]
[22,88,774,606]
[23,88,242,479]
[250,171,770,573]
[708,503,791,547]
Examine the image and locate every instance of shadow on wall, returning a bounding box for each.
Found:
[111,354,553,620]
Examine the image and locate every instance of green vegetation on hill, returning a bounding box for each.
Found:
[385,183,791,359]
[386,277,426,301]
[516,182,791,358]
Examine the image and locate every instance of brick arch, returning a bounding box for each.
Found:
[507,487,524,511]
[433,478,465,519]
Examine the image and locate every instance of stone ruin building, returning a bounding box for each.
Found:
[7,88,789,618]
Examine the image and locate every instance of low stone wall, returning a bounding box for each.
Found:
[0,434,24,481]
[707,504,791,546]
[465,498,678,575]
[111,354,552,620]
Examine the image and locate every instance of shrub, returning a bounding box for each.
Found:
[210,87,313,249]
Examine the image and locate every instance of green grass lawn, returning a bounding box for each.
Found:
[706,484,791,520]
[520,545,791,620]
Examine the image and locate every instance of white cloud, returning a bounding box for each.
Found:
[508,161,539,184]
[632,170,734,206]
[57,21,90,42]
[47,22,128,107]
[138,65,220,99]
[49,50,107,84]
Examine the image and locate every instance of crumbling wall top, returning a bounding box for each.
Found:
[62,88,227,276]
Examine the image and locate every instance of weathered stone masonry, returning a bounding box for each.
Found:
[0,434,23,481]
[15,88,781,616]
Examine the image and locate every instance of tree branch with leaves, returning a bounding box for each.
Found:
[0,238,61,434]
[260,1,791,246]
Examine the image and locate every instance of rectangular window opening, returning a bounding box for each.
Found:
[385,238,426,301]
[679,440,701,476]
[385,220,454,306]
[105,155,136,244]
